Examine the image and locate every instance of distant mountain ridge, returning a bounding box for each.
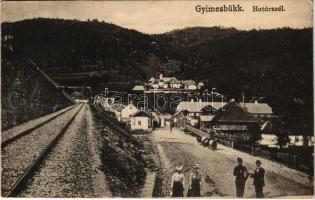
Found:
[1,18,313,132]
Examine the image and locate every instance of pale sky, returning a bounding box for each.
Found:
[1,0,313,34]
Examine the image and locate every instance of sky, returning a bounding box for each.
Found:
[1,0,313,34]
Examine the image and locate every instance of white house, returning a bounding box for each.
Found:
[159,113,172,127]
[197,82,205,89]
[288,134,314,146]
[130,110,153,131]
[170,79,182,89]
[259,120,314,147]
[151,83,159,89]
[148,77,155,84]
[121,102,139,121]
[182,80,196,90]
[158,80,165,88]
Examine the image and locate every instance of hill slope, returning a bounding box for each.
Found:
[1,18,313,132]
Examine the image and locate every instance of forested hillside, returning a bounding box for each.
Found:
[1,18,313,133]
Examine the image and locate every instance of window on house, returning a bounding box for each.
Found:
[138,121,141,125]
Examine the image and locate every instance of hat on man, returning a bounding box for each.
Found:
[237,157,242,162]
[256,160,262,165]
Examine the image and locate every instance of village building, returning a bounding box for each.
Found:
[243,101,273,118]
[200,115,215,130]
[111,103,125,121]
[176,100,227,127]
[144,73,202,91]
[120,102,139,122]
[148,77,155,84]
[159,113,172,127]
[260,120,314,147]
[176,100,227,117]
[183,80,197,90]
[170,79,182,89]
[132,85,145,91]
[171,110,189,128]
[211,100,260,142]
[130,110,153,131]
[197,82,205,89]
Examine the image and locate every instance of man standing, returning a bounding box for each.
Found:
[233,157,248,197]
[250,160,265,198]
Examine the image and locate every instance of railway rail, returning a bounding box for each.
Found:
[2,104,80,147]
[1,103,84,197]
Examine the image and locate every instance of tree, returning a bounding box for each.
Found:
[273,118,290,149]
[248,123,261,146]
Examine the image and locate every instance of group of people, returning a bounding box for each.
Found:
[170,164,202,197]
[170,158,266,198]
[233,157,265,198]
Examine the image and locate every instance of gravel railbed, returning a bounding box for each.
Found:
[1,105,82,196]
[2,104,78,143]
[18,104,96,197]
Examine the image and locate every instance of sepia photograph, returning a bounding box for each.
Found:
[1,0,314,198]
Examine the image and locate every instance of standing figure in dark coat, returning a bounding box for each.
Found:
[250,160,265,198]
[187,164,202,197]
[233,157,248,197]
[171,165,185,197]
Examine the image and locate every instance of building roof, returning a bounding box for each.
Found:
[132,85,145,91]
[244,102,273,114]
[112,103,126,112]
[131,110,153,118]
[200,115,214,122]
[159,113,173,119]
[171,110,189,120]
[212,101,259,123]
[261,120,273,132]
[121,102,138,111]
[170,79,181,84]
[148,77,155,82]
[161,77,177,83]
[182,80,196,85]
[177,101,227,112]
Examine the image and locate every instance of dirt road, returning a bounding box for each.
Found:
[152,127,314,198]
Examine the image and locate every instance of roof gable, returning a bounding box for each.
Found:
[244,103,272,114]
[132,85,145,91]
[177,101,227,112]
[212,101,259,123]
[122,103,138,112]
[131,110,153,118]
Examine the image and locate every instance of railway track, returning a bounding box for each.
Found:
[1,103,85,197]
[2,104,81,147]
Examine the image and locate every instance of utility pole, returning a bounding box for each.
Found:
[242,90,245,107]
[211,88,216,111]
[104,88,108,98]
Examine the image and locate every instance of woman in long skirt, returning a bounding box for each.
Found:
[187,164,201,197]
[171,165,185,197]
